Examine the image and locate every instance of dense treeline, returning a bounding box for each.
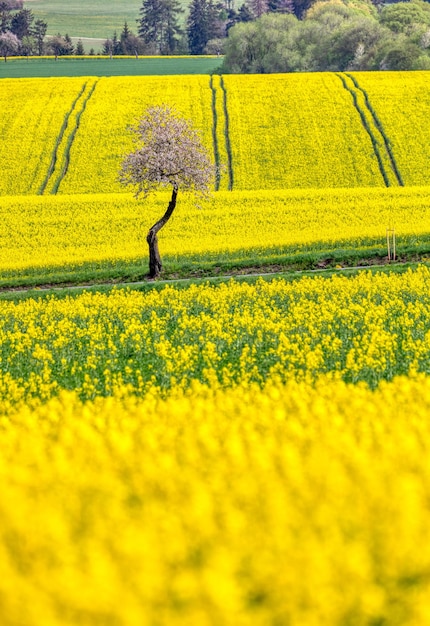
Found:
[101,0,430,71]
[222,0,430,71]
[1,0,430,70]
[0,0,48,58]
[0,0,84,59]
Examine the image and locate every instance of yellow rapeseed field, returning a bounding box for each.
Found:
[0,186,429,273]
[354,71,430,187]
[58,75,215,195]
[3,66,430,626]
[2,72,430,195]
[0,78,87,195]
[220,72,385,190]
[1,267,430,405]
[2,376,430,625]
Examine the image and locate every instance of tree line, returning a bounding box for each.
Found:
[1,0,430,70]
[222,0,430,71]
[0,0,90,59]
[103,0,430,71]
[103,0,254,56]
[0,0,48,59]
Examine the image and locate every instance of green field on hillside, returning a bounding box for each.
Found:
[0,57,222,79]
[23,0,144,39]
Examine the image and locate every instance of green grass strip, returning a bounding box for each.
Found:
[0,57,223,78]
[1,237,429,291]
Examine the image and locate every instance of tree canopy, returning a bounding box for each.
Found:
[222,0,430,72]
[120,106,215,277]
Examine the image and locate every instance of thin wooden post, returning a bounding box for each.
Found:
[386,228,396,262]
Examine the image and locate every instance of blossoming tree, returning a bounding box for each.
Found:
[120,105,215,278]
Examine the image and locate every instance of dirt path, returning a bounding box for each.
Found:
[2,260,420,296]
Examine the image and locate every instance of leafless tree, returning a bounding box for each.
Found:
[120,105,215,278]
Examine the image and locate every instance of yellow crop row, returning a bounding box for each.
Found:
[221,73,384,190]
[0,266,430,406]
[2,72,430,196]
[58,75,215,195]
[354,71,430,187]
[0,78,87,195]
[0,186,429,272]
[2,375,430,625]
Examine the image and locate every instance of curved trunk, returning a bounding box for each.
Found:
[146,184,178,278]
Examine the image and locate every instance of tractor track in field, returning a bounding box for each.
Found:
[337,73,403,188]
[38,82,89,195]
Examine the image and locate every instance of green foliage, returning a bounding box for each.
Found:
[187,0,224,54]
[380,0,430,35]
[222,0,430,72]
[138,0,184,54]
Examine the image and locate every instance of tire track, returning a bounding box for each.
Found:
[50,79,99,195]
[337,73,394,187]
[220,76,234,191]
[345,73,404,187]
[209,75,221,191]
[38,82,88,195]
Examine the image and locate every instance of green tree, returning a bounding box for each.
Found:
[49,33,73,59]
[118,22,146,55]
[138,0,183,54]
[75,38,84,55]
[323,16,388,70]
[222,12,299,72]
[380,0,430,35]
[379,36,424,69]
[187,0,224,54]
[64,33,74,54]
[238,3,253,21]
[10,7,32,38]
[0,2,12,32]
[20,34,35,55]
[222,0,430,72]
[103,31,122,55]
[32,18,47,55]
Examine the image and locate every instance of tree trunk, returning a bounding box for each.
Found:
[146,184,178,278]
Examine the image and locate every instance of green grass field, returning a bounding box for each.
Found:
[22,0,193,51]
[0,57,222,78]
[24,0,146,40]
